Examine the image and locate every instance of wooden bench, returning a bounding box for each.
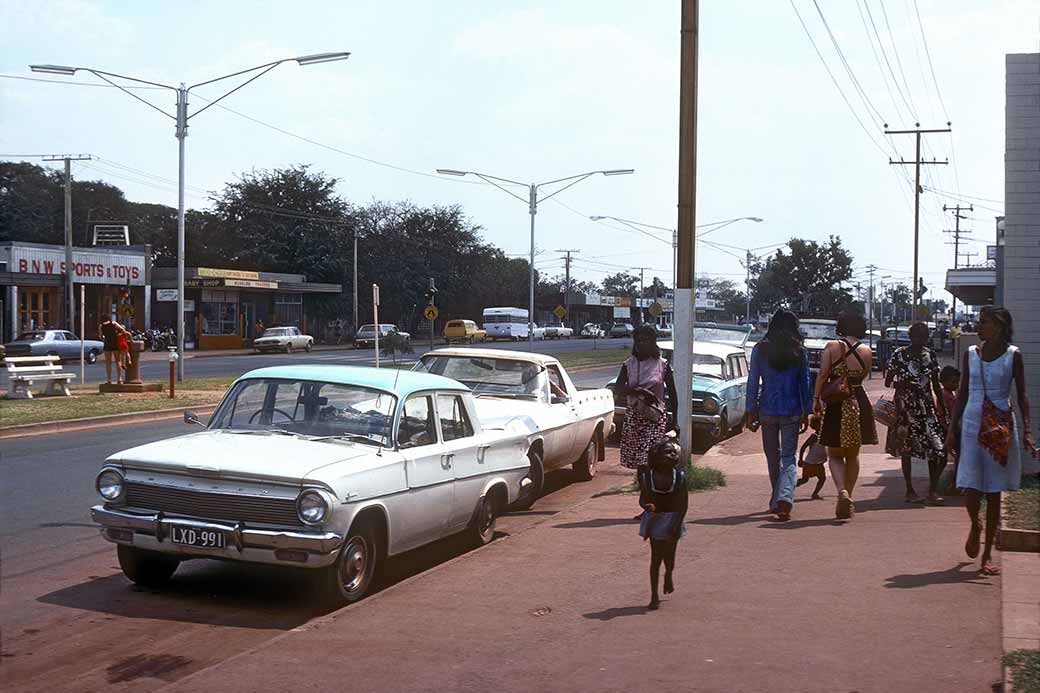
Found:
[4,355,75,399]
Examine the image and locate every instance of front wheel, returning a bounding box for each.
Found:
[713,411,730,442]
[316,523,379,606]
[304,341,313,352]
[470,493,499,546]
[572,438,598,481]
[511,450,544,511]
[86,349,99,364]
[117,545,179,587]
[285,343,294,354]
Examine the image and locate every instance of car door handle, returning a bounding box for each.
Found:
[441,453,454,469]
[477,446,490,464]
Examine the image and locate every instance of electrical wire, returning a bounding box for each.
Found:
[878,0,919,118]
[811,0,888,127]
[856,0,911,124]
[862,0,917,119]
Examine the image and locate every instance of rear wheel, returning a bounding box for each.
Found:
[86,349,99,364]
[117,545,179,587]
[511,449,544,511]
[305,341,313,352]
[317,522,379,606]
[470,492,499,546]
[572,438,598,481]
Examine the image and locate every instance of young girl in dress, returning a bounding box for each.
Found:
[947,307,1037,575]
[638,435,687,611]
[797,414,827,499]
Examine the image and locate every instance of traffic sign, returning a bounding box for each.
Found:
[648,301,663,317]
[423,305,439,321]
[553,305,567,319]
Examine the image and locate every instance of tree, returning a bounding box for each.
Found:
[641,276,668,298]
[885,283,912,323]
[601,272,639,296]
[699,278,746,318]
[750,236,855,316]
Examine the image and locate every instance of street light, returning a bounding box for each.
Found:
[436,168,634,351]
[698,237,785,324]
[31,52,351,379]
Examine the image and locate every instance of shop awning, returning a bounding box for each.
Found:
[945,267,995,305]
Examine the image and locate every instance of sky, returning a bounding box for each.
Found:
[2,0,1037,306]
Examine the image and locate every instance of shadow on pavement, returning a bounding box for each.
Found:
[553,517,640,529]
[583,605,652,621]
[688,510,774,527]
[883,562,994,589]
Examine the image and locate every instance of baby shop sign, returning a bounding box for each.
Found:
[12,247,145,285]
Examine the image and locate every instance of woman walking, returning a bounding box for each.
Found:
[885,322,949,504]
[814,310,877,520]
[615,325,678,472]
[947,306,1037,575]
[745,309,812,521]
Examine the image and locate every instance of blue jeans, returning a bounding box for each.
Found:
[761,414,801,510]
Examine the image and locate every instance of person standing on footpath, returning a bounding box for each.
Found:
[814,310,877,520]
[885,322,949,504]
[946,306,1037,575]
[615,325,679,474]
[745,309,812,521]
[98,317,130,385]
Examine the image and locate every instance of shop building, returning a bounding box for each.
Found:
[151,267,341,350]
[0,241,151,343]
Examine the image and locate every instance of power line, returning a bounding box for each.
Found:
[862,0,917,118]
[878,0,919,117]
[811,0,888,126]
[855,0,910,123]
[912,0,950,120]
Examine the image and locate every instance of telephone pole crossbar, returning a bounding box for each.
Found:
[885,123,951,318]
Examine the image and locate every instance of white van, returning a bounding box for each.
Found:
[482,307,529,341]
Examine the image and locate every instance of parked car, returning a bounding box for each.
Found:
[607,340,749,447]
[580,323,606,339]
[90,366,532,605]
[4,329,103,363]
[530,324,546,340]
[543,323,574,339]
[252,326,313,354]
[443,319,487,344]
[354,324,411,349]
[610,322,634,338]
[799,319,838,371]
[415,348,614,508]
[654,323,673,338]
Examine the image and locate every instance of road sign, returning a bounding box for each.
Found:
[423,305,439,321]
[648,301,663,317]
[553,305,567,319]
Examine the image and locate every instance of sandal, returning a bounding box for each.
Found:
[905,491,923,503]
[980,563,1002,576]
[836,491,852,520]
[925,494,945,505]
[965,523,982,559]
[776,500,792,522]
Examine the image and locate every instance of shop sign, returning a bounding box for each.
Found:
[185,278,224,288]
[197,267,260,280]
[225,278,278,289]
[156,289,179,301]
[12,246,145,285]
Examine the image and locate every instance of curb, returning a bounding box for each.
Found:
[998,490,1040,553]
[0,404,218,439]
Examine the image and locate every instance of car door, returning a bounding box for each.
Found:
[543,365,579,467]
[729,353,749,423]
[45,331,66,358]
[61,331,81,359]
[397,393,454,545]
[435,393,485,528]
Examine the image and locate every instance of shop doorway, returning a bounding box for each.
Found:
[18,287,56,334]
[242,301,256,341]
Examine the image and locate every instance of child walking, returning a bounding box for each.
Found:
[638,436,688,611]
[938,365,961,495]
[797,414,827,499]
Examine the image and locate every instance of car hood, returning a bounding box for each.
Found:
[106,430,377,485]
[608,374,729,394]
[253,336,287,342]
[802,338,830,351]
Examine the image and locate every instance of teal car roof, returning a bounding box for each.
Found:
[237,365,469,397]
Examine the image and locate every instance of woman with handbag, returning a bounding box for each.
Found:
[745,309,812,521]
[885,322,949,504]
[946,306,1037,576]
[615,324,679,471]
[813,310,877,520]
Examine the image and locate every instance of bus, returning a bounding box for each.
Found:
[482,307,529,341]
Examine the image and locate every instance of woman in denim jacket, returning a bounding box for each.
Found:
[745,309,812,521]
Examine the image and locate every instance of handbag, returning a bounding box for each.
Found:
[976,353,1012,466]
[874,396,897,427]
[626,359,666,423]
[821,341,865,406]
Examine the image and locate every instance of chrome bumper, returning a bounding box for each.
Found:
[91,505,343,568]
[612,406,721,428]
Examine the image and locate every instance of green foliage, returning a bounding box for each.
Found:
[1004,475,1040,531]
[602,271,639,296]
[699,278,747,319]
[1002,649,1040,693]
[750,236,855,317]
[685,463,727,491]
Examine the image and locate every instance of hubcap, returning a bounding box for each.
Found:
[339,536,368,593]
[478,497,494,535]
[587,442,597,473]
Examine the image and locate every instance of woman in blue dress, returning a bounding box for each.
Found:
[947,306,1037,575]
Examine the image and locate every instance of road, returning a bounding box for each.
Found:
[0,382,621,691]
[1,337,630,389]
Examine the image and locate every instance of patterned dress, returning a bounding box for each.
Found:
[886,346,946,464]
[619,356,669,469]
[821,361,878,448]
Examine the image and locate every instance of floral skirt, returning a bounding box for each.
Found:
[620,413,667,469]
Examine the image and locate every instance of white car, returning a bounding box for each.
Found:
[253,326,313,354]
[354,324,411,349]
[415,348,614,509]
[90,366,531,605]
[543,323,574,339]
[580,323,606,339]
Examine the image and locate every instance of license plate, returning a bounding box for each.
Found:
[170,525,226,548]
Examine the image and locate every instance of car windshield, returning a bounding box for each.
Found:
[18,331,48,341]
[415,355,548,402]
[261,328,290,337]
[662,349,727,379]
[800,323,838,340]
[209,378,396,446]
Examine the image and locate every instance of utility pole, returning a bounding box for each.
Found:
[943,204,972,323]
[885,122,951,319]
[42,154,91,332]
[353,228,359,335]
[675,0,699,465]
[865,264,877,379]
[745,250,753,325]
[555,249,580,328]
[634,267,650,325]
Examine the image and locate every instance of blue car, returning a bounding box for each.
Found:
[607,339,750,446]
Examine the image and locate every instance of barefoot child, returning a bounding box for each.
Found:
[797,414,827,499]
[937,365,960,494]
[638,436,688,611]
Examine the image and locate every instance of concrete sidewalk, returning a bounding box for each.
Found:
[165,445,1004,692]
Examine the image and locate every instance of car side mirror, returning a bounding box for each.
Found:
[184,411,205,427]
[551,393,570,405]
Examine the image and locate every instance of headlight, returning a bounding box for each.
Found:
[701,397,719,414]
[297,489,331,525]
[96,468,125,501]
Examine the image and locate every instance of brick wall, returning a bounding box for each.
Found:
[1005,53,1040,473]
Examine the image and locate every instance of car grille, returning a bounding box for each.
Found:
[807,349,823,368]
[125,482,301,526]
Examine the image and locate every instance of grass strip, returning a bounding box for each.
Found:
[1002,649,1040,693]
[549,347,628,371]
[0,391,223,428]
[1004,475,1040,532]
[596,462,727,497]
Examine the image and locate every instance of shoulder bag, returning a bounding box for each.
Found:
[976,351,1012,466]
[627,358,666,423]
[820,341,865,406]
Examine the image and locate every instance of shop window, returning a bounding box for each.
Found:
[274,293,303,327]
[18,288,51,334]
[201,289,240,336]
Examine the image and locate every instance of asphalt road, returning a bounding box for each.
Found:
[1,336,631,389]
